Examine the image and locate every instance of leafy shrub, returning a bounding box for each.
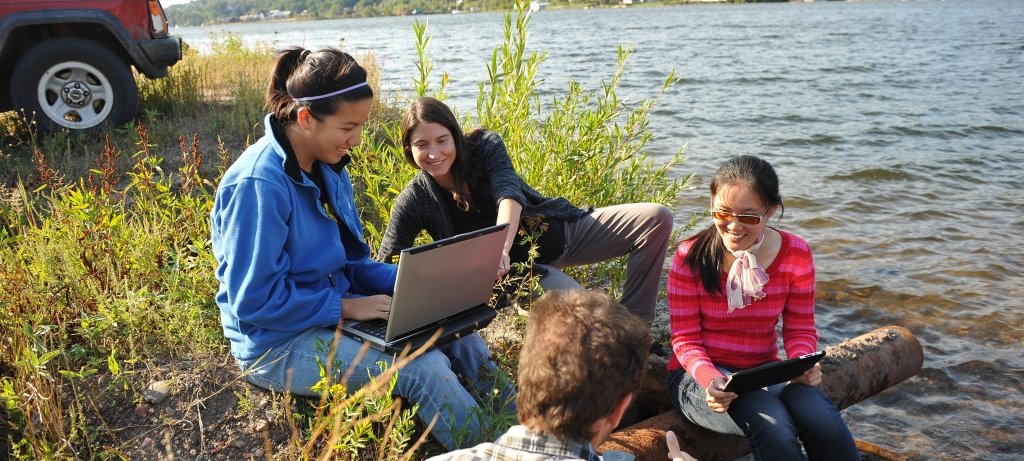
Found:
[0,1,688,458]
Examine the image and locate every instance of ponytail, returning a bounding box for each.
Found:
[265,46,373,125]
[266,46,307,122]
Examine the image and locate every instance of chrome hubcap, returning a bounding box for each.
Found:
[61,81,92,107]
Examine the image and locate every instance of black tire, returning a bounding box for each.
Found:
[10,37,138,135]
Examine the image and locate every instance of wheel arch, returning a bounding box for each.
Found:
[0,9,164,79]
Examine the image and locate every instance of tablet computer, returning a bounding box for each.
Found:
[723,350,826,392]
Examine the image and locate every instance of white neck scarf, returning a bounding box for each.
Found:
[726,233,769,312]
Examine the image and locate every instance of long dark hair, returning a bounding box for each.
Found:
[266,46,373,126]
[685,155,784,296]
[400,97,486,210]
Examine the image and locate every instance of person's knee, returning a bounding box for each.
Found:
[641,203,673,227]
[243,343,338,395]
[243,371,287,394]
[639,203,674,243]
[752,412,797,436]
[732,393,798,439]
[443,332,487,357]
[779,385,848,432]
[408,350,454,379]
[781,385,836,416]
[538,267,583,292]
[391,350,462,404]
[654,203,673,223]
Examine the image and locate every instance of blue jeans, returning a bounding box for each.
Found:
[668,368,860,461]
[236,327,516,450]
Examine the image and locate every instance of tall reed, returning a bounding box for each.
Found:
[355,0,689,296]
[0,2,689,458]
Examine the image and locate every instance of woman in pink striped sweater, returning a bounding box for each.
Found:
[666,155,859,460]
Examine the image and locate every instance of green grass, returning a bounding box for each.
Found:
[0,0,691,458]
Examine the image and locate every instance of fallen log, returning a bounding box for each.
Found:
[600,326,924,461]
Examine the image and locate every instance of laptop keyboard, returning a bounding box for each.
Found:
[351,319,388,339]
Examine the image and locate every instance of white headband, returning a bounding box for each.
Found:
[292,81,369,103]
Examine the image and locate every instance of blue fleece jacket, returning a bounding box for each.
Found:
[211,114,398,361]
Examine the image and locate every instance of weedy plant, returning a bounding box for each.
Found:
[0,1,689,458]
[355,0,689,309]
[137,33,273,142]
[1,129,211,457]
[281,336,435,460]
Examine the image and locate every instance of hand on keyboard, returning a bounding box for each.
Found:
[342,295,392,321]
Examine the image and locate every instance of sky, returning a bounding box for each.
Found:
[161,0,193,6]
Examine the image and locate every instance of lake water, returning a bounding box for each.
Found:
[174,1,1024,459]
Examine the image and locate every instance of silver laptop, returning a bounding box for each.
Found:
[342,223,508,353]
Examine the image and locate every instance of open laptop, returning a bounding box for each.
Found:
[341,223,508,353]
[723,350,826,392]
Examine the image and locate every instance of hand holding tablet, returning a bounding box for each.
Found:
[722,350,826,393]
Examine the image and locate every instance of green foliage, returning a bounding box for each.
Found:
[0,127,221,458]
[350,121,418,252]
[0,2,688,457]
[413,21,433,99]
[18,141,209,342]
[468,0,689,297]
[137,34,273,142]
[137,42,207,115]
[294,353,425,459]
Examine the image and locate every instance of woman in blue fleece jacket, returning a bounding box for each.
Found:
[210,47,514,450]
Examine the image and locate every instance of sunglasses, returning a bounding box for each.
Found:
[711,210,766,225]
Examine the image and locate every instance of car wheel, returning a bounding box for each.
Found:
[10,37,138,134]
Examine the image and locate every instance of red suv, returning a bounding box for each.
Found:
[0,0,181,134]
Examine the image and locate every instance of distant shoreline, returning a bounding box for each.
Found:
[168,0,807,28]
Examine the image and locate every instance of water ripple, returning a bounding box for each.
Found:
[768,133,844,147]
[827,168,917,181]
[173,2,1024,457]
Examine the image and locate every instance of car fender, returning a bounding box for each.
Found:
[0,9,170,78]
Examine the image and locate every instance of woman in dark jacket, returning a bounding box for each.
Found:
[377,97,673,346]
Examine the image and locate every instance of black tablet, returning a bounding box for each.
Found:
[722,350,826,393]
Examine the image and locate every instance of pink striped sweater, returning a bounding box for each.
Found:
[667,229,818,388]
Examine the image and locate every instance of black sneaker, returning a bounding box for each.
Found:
[649,341,669,358]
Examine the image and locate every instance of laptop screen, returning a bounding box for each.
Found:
[384,223,508,341]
